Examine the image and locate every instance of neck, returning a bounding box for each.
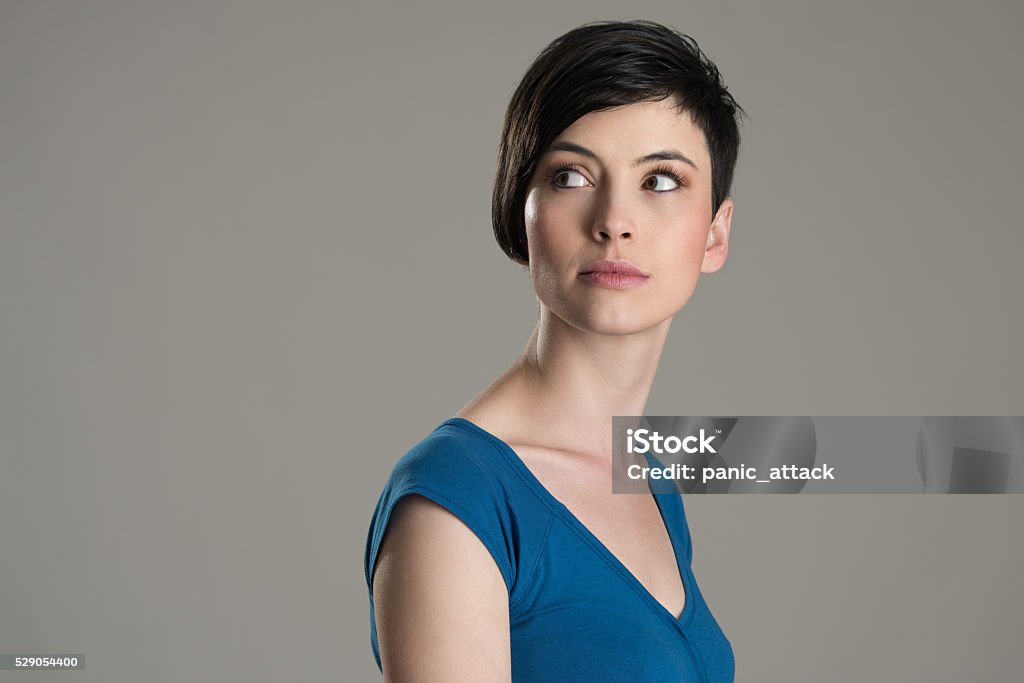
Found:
[501,305,672,460]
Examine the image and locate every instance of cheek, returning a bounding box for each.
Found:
[661,205,711,255]
[653,213,712,293]
[524,189,579,264]
[677,226,710,264]
[523,190,564,295]
[523,187,542,237]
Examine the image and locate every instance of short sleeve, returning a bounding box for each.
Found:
[364,428,519,597]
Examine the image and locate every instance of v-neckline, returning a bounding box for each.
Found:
[443,417,694,627]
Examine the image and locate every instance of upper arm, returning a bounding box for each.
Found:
[371,493,512,682]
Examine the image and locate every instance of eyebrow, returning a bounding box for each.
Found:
[545,141,699,171]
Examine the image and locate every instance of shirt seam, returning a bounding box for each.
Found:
[444,420,564,513]
[370,484,514,595]
[508,509,555,613]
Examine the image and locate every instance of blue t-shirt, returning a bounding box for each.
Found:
[364,418,735,682]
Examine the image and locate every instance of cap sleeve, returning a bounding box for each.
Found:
[364,428,519,595]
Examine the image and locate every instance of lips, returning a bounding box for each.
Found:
[581,259,643,274]
[578,259,650,289]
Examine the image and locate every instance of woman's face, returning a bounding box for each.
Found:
[522,97,733,336]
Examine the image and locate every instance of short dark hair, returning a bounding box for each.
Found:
[492,20,744,263]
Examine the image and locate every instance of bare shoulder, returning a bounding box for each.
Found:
[372,494,511,681]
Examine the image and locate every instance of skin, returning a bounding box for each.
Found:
[373,96,734,681]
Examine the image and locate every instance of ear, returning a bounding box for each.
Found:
[700,198,733,274]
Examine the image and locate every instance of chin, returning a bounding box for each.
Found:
[569,307,669,337]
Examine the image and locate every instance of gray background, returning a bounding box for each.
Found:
[2,1,1022,681]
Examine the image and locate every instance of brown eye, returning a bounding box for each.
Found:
[552,168,588,188]
[642,174,680,192]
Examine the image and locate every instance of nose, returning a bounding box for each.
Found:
[590,188,637,245]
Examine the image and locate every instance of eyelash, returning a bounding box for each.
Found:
[545,162,586,187]
[647,164,687,190]
[546,162,687,191]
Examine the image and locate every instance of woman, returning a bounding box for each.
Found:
[365,20,742,682]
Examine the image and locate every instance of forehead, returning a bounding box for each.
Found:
[548,98,709,170]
